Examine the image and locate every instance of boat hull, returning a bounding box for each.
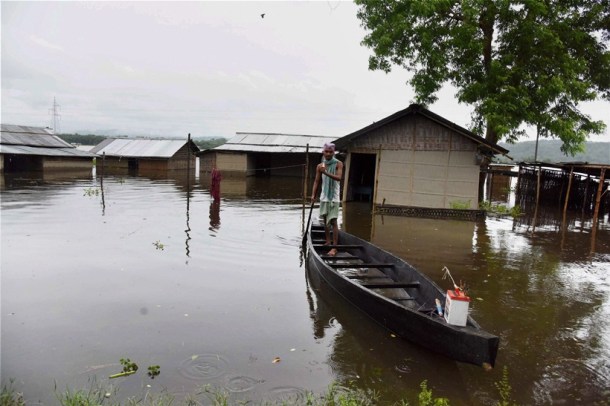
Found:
[306,225,499,368]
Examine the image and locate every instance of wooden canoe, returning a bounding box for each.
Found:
[305,222,499,368]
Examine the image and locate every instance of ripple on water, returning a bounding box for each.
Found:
[178,353,230,381]
[267,386,309,403]
[225,375,265,393]
[394,359,412,374]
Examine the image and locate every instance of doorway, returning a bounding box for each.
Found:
[347,153,376,202]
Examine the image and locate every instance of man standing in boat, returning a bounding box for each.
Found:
[311,142,343,257]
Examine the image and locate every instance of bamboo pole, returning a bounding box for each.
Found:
[372,144,382,211]
[562,167,573,228]
[590,168,606,253]
[532,165,542,233]
[304,144,309,206]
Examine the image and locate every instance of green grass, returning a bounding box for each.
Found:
[3,370,520,405]
[1,380,25,406]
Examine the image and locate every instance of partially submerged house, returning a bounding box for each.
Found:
[0,124,96,172]
[333,104,508,214]
[91,138,199,171]
[198,132,328,177]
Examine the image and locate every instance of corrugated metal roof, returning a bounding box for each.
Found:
[214,132,329,153]
[0,144,97,158]
[1,124,74,148]
[90,138,197,158]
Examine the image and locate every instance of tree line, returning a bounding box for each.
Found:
[58,133,228,151]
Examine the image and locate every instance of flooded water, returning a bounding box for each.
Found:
[1,171,609,405]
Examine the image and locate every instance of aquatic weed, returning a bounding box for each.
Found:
[1,380,25,406]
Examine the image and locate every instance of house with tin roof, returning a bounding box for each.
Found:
[0,124,96,173]
[199,132,330,177]
[90,138,199,172]
[333,104,509,215]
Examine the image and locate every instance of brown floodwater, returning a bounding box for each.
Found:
[1,171,609,405]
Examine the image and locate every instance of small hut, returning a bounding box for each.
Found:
[333,104,508,216]
[198,132,328,177]
[0,124,96,172]
[91,138,198,171]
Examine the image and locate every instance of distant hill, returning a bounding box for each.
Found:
[496,140,610,164]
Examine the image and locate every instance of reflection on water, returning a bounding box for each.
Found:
[1,173,609,405]
[209,199,221,233]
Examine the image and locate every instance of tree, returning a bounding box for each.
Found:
[355,0,610,154]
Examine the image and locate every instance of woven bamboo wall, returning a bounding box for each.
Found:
[349,115,479,209]
[516,167,609,214]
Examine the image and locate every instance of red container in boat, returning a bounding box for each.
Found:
[444,289,471,326]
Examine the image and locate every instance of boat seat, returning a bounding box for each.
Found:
[344,274,389,279]
[329,263,394,269]
[361,281,421,289]
[312,244,363,250]
[320,254,359,260]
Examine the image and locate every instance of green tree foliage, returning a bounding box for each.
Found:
[57,133,108,146]
[355,0,609,154]
[193,137,227,150]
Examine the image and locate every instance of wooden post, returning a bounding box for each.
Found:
[515,164,522,207]
[562,167,573,229]
[591,168,606,253]
[372,144,382,211]
[532,165,542,233]
[582,175,590,215]
[100,152,106,215]
[304,144,309,205]
[186,133,191,191]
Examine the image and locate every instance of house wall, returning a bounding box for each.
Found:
[97,156,129,169]
[199,152,217,173]
[139,159,169,171]
[211,152,248,176]
[167,144,196,171]
[346,115,479,209]
[42,157,94,170]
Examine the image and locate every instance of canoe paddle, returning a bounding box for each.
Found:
[302,200,315,246]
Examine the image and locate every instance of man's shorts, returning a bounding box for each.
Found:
[319,201,340,224]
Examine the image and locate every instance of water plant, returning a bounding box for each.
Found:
[449,200,471,210]
[153,241,165,250]
[147,365,160,379]
[417,380,450,406]
[83,187,100,197]
[495,367,518,406]
[0,380,25,406]
[109,358,138,379]
[479,201,522,218]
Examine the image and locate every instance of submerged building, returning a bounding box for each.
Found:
[333,104,508,213]
[0,124,96,173]
[198,132,328,177]
[91,138,198,172]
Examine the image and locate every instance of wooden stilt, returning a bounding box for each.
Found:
[591,168,606,253]
[562,167,573,228]
[532,165,542,233]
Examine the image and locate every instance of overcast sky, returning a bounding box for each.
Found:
[2,1,609,143]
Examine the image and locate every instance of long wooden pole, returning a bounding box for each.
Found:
[590,168,606,253]
[304,144,309,205]
[562,167,573,228]
[372,144,382,211]
[532,165,542,233]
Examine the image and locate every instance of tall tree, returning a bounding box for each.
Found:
[355,0,610,154]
